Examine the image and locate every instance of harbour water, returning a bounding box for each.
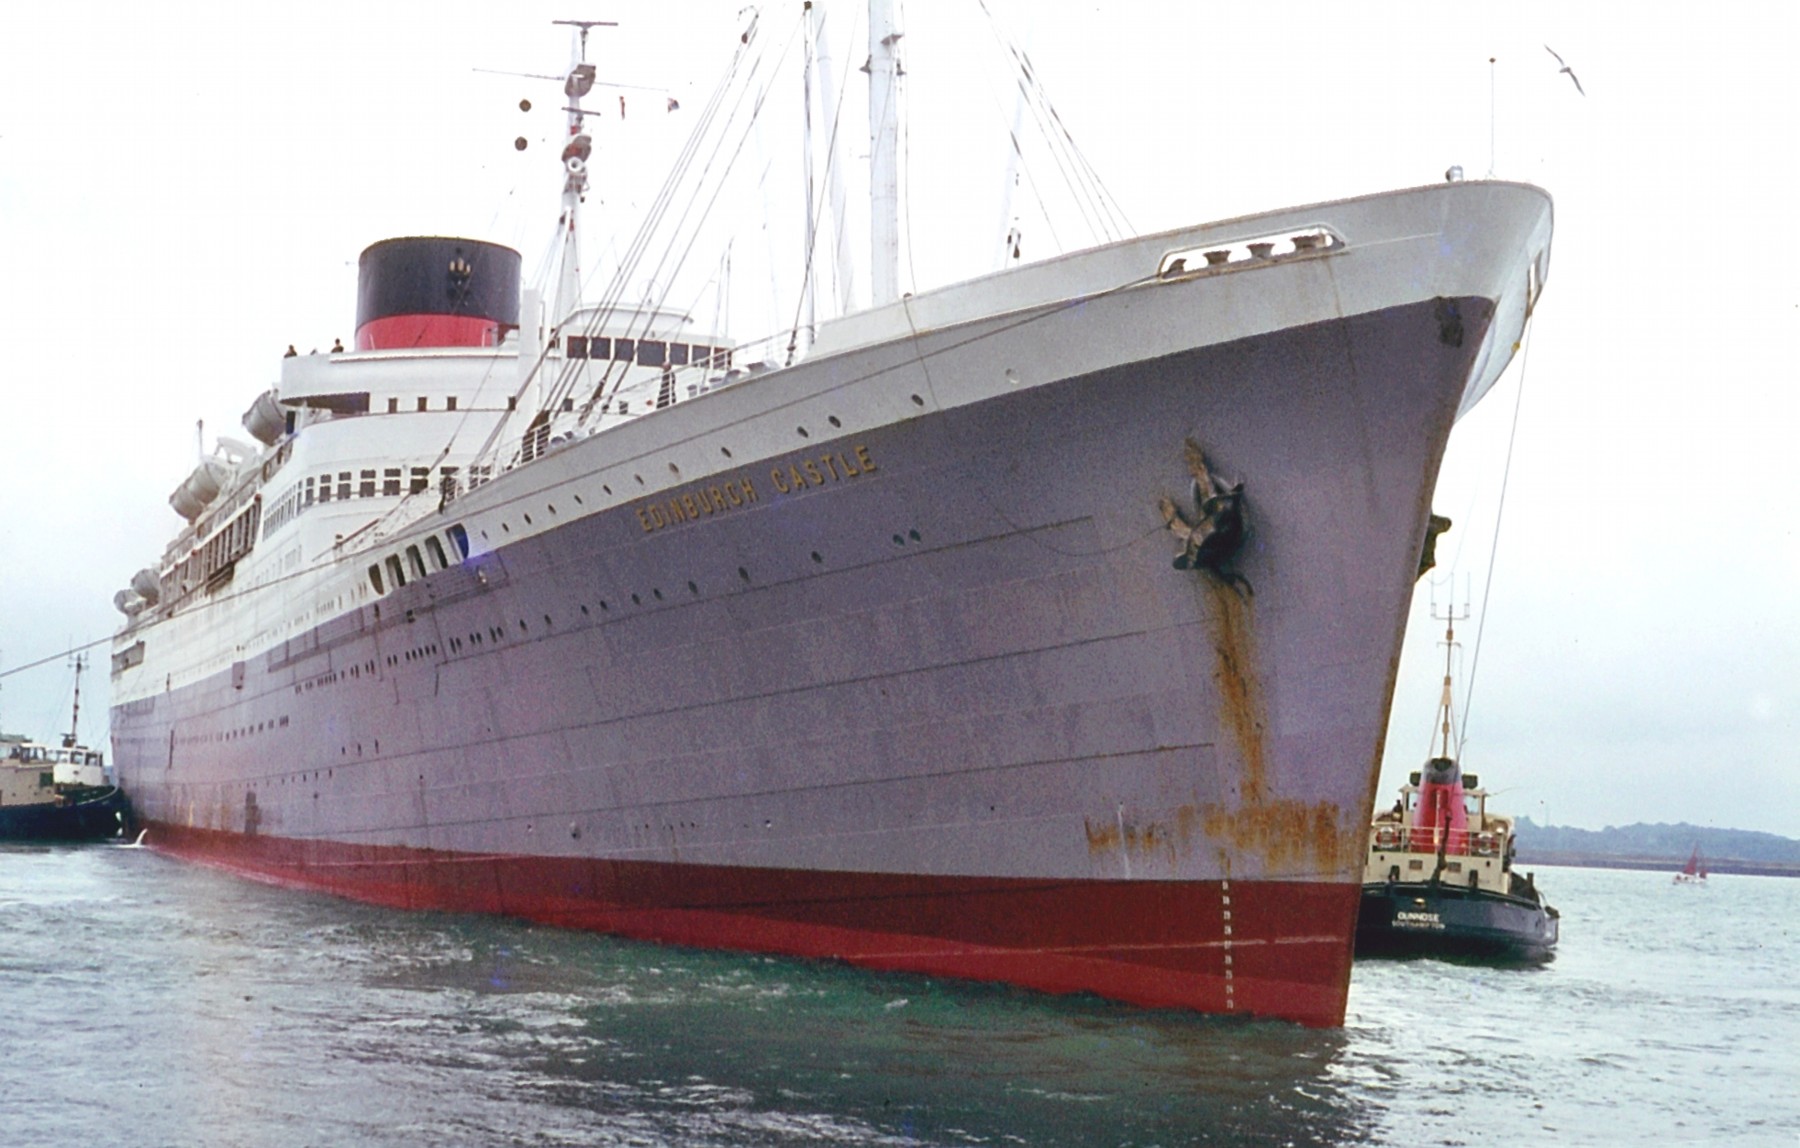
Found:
[2,846,1795,1146]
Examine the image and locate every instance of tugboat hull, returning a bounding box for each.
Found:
[1356,881,1558,961]
[0,789,131,844]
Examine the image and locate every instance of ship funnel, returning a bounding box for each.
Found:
[354,237,522,352]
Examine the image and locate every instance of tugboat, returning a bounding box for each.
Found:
[0,657,130,843]
[1355,609,1558,961]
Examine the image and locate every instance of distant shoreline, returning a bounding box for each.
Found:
[1518,853,1800,879]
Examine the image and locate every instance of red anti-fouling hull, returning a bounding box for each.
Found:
[148,822,1359,1026]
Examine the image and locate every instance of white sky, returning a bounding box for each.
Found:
[1,1,1795,834]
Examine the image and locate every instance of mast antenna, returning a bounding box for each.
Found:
[1429,584,1472,761]
[1487,56,1498,178]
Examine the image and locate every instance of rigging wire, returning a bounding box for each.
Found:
[1457,316,1537,759]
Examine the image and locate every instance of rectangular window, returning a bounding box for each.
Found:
[591,337,611,360]
[669,342,690,366]
[304,477,315,507]
[387,397,399,413]
[383,469,401,497]
[445,396,457,412]
[409,467,429,494]
[417,397,429,412]
[338,472,352,500]
[562,397,575,412]
[567,335,588,358]
[359,469,376,499]
[638,340,667,367]
[613,338,634,362]
[317,473,332,502]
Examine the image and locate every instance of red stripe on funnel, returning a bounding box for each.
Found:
[356,313,501,351]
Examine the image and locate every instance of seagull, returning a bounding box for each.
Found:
[1544,45,1585,95]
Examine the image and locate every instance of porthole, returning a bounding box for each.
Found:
[911,394,924,406]
[909,529,922,542]
[811,551,823,564]
[738,566,750,582]
[721,446,733,458]
[523,513,533,525]
[828,415,841,428]
[603,484,612,495]
[652,588,663,601]
[687,581,698,595]
[669,462,680,475]
[574,494,584,505]
[797,426,810,438]
[631,593,641,605]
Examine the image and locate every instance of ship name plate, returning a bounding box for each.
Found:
[636,443,878,533]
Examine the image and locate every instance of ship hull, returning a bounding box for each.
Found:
[112,182,1554,1026]
[150,821,1359,1025]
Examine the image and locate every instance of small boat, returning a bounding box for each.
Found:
[1355,610,1558,961]
[1673,845,1708,884]
[0,657,131,843]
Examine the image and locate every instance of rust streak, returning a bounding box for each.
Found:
[1204,577,1267,804]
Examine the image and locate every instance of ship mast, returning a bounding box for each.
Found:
[550,19,613,328]
[867,0,901,305]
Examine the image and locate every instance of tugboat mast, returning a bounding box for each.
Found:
[63,653,85,750]
[1431,597,1471,761]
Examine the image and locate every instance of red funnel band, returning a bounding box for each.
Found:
[356,313,502,351]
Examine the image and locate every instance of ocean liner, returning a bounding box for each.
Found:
[109,9,1553,1026]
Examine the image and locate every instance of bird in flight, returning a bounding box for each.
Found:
[1544,45,1585,95]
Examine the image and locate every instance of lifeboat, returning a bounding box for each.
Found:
[129,568,161,605]
[168,459,233,522]
[241,389,286,446]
